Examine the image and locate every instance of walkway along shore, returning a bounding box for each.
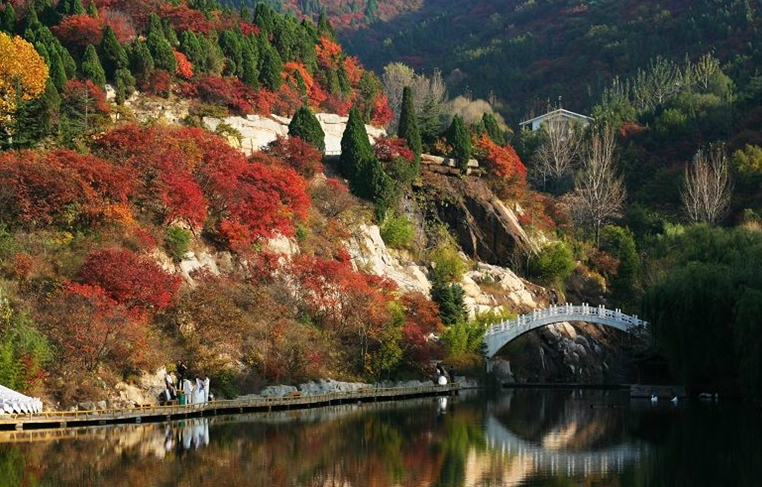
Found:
[0,383,460,431]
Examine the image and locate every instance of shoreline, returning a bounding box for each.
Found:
[0,383,461,432]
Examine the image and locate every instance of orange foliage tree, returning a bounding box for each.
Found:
[174,50,194,79]
[0,32,48,121]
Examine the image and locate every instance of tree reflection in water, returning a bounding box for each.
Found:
[0,390,759,486]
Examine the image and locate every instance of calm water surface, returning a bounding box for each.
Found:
[0,388,760,486]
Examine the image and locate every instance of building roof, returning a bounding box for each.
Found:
[519,108,594,127]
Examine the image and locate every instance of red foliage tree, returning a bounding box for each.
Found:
[263,135,324,179]
[62,79,110,114]
[77,247,182,315]
[91,124,209,227]
[400,291,444,368]
[157,2,215,34]
[101,8,137,43]
[215,162,311,249]
[316,36,343,70]
[92,124,312,251]
[53,14,104,53]
[0,148,131,228]
[475,134,528,199]
[174,50,194,79]
[287,253,397,373]
[142,69,171,97]
[370,92,393,127]
[374,136,415,163]
[192,75,254,114]
[39,281,158,374]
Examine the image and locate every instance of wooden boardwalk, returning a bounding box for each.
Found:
[0,383,459,431]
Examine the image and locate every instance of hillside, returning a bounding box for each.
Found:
[340,0,762,122]
[2,0,590,408]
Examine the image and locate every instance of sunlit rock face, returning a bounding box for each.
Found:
[202,113,385,155]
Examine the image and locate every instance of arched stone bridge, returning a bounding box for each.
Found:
[483,304,648,359]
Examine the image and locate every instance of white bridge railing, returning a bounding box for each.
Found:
[483,304,647,359]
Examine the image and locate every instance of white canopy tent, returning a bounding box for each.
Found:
[0,383,43,414]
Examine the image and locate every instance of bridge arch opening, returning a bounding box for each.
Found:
[483,304,648,360]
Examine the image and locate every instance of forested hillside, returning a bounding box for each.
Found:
[0,0,539,407]
[2,0,761,405]
[341,0,762,120]
[225,0,422,30]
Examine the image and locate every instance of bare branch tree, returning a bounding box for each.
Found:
[569,124,626,245]
[531,117,583,194]
[681,144,732,226]
[382,63,448,136]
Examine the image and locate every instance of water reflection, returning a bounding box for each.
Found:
[0,390,759,486]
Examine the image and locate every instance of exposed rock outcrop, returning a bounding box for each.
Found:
[419,172,532,267]
[202,113,386,154]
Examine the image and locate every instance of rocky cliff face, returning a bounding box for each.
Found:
[418,171,532,268]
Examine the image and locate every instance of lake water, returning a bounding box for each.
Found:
[0,388,759,486]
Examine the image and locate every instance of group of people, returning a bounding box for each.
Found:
[161,362,212,405]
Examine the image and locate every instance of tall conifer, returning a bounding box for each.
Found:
[398,86,422,158]
[289,105,325,152]
[447,115,472,172]
[99,25,127,79]
[259,46,283,91]
[81,44,106,87]
[482,112,506,146]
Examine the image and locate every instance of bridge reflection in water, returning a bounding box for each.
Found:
[481,390,650,481]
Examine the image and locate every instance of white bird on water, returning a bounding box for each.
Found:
[671,395,678,404]
[650,394,658,403]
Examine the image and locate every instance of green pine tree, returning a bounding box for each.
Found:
[71,0,86,15]
[340,107,375,184]
[99,25,128,80]
[180,30,204,69]
[430,281,468,326]
[340,106,395,216]
[241,41,259,87]
[317,13,335,39]
[259,46,283,91]
[253,3,275,33]
[114,68,136,105]
[86,0,98,17]
[81,43,106,87]
[8,78,60,148]
[1,3,16,33]
[130,40,155,84]
[289,105,325,151]
[447,115,472,172]
[398,86,422,158]
[147,30,177,73]
[219,29,244,77]
[47,48,68,91]
[482,112,506,146]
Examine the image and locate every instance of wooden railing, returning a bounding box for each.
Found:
[0,383,459,431]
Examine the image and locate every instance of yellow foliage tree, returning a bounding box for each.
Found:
[0,32,49,122]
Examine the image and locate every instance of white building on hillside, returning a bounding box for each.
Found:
[519,108,594,131]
